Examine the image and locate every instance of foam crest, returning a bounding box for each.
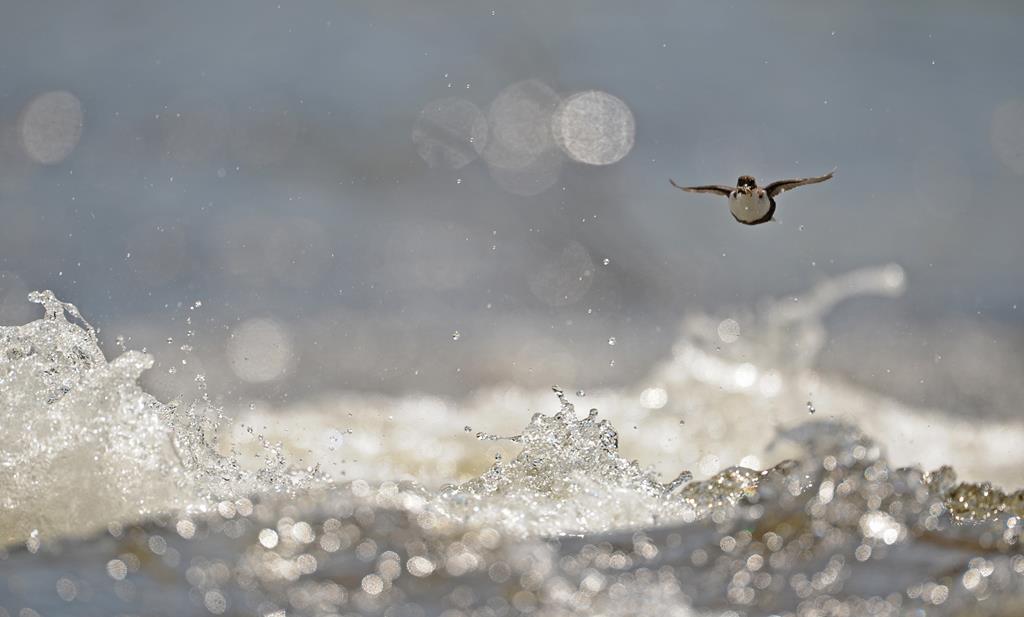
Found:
[0,292,319,545]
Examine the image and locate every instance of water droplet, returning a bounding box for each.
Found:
[576,389,586,397]
[602,258,610,266]
[607,336,616,346]
[451,330,461,341]
[807,401,816,414]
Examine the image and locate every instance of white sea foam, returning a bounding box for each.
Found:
[0,292,318,545]
[232,263,1024,495]
[2,266,1023,616]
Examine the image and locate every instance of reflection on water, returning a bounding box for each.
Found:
[2,267,1023,615]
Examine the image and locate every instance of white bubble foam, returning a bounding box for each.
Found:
[19,91,83,164]
[412,97,487,169]
[553,90,635,165]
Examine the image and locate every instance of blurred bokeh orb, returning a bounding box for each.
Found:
[481,80,565,196]
[18,91,83,164]
[412,97,487,169]
[488,147,564,196]
[881,263,906,291]
[483,80,560,170]
[227,318,295,383]
[553,90,635,165]
[717,318,741,343]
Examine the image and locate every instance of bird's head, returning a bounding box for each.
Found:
[737,175,757,190]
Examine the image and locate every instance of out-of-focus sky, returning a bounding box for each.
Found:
[0,1,1022,408]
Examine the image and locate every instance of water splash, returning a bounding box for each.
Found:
[0,291,320,545]
[435,386,786,537]
[2,269,1024,616]
[2,391,1021,616]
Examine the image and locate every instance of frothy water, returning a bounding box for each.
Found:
[2,267,1024,616]
[0,291,318,546]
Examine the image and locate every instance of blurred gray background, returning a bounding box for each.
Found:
[0,1,1022,416]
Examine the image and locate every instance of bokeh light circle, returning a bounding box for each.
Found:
[488,148,564,197]
[483,80,561,169]
[553,90,635,165]
[482,80,565,196]
[227,318,294,383]
[717,318,741,343]
[412,97,487,169]
[19,91,83,164]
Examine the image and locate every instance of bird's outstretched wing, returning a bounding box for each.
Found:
[669,179,733,196]
[764,168,836,198]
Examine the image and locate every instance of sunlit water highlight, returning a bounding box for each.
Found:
[2,266,1023,616]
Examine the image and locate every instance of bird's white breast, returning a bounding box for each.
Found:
[729,191,770,223]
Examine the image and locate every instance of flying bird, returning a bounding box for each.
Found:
[670,169,835,226]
